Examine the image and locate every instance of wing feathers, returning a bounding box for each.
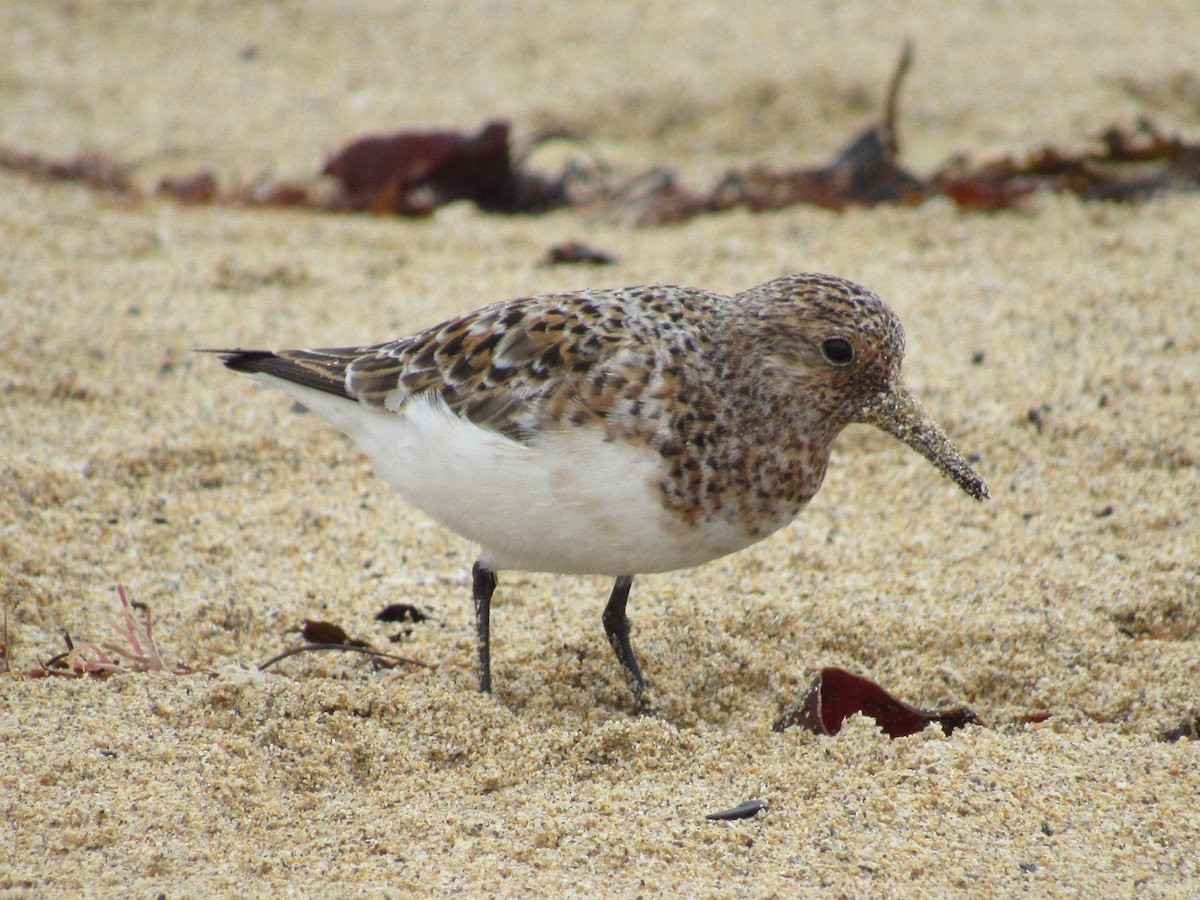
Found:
[214,348,358,400]
[210,285,723,441]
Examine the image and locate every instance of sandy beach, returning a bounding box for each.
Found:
[2,1,1198,895]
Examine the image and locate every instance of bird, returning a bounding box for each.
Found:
[210,272,988,712]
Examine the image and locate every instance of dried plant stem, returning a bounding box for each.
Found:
[258,643,433,672]
[42,584,191,677]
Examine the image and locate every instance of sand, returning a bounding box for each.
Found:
[2,0,1198,895]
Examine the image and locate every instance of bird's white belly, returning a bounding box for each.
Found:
[258,378,763,575]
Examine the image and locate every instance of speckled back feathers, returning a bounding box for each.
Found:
[239,274,910,538]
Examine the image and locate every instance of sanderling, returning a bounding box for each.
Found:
[212,273,988,711]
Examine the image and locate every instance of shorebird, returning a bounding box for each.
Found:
[212,273,988,711]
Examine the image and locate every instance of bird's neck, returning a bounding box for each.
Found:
[681,333,847,537]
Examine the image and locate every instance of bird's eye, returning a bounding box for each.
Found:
[821,337,855,366]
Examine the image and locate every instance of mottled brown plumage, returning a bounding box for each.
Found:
[215,272,988,711]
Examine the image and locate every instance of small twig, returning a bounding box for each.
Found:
[100,585,166,670]
[41,585,192,677]
[881,38,915,157]
[41,632,79,674]
[258,643,433,672]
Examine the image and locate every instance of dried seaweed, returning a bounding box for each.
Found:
[630,41,926,223]
[375,603,429,624]
[4,42,1200,224]
[41,586,192,678]
[0,146,136,193]
[773,667,982,739]
[320,121,600,215]
[258,617,431,673]
[540,240,617,266]
[322,121,515,215]
[300,618,370,648]
[621,42,1200,222]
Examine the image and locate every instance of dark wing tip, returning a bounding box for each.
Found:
[197,348,280,373]
[198,348,354,400]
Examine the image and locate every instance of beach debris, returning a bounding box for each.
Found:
[3,44,1199,221]
[934,117,1200,207]
[706,799,769,822]
[1159,710,1198,743]
[375,603,429,624]
[40,585,193,678]
[321,120,597,215]
[257,617,431,672]
[375,602,430,643]
[629,46,1200,221]
[540,240,617,266]
[300,618,371,648]
[156,171,219,204]
[606,169,710,225]
[322,121,516,215]
[0,146,136,194]
[772,667,982,739]
[644,40,924,223]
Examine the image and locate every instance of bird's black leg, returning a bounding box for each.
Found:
[602,575,650,713]
[472,561,498,694]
